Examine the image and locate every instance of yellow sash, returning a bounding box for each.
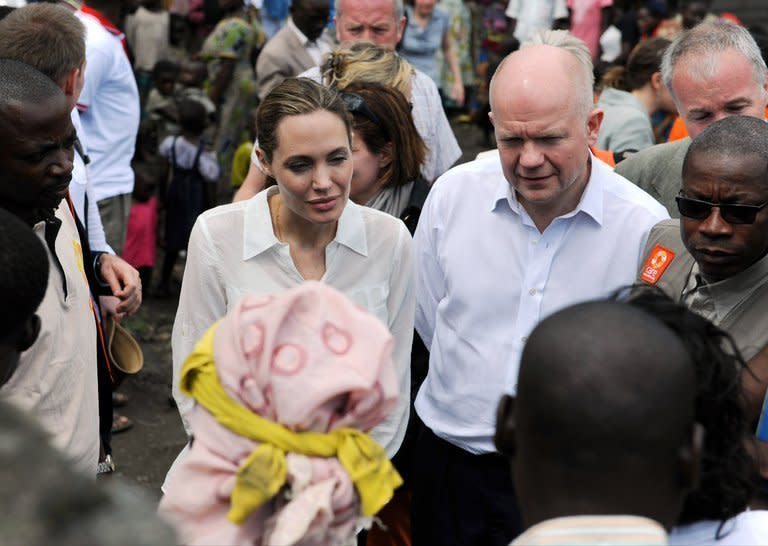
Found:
[180,322,403,525]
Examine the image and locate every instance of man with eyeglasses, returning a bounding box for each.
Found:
[637,114,768,507]
[616,21,768,217]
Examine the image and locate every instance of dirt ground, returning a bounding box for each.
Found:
[106,119,489,503]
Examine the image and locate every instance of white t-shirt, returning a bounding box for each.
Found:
[124,7,171,72]
[68,109,114,253]
[76,10,140,202]
[670,511,768,545]
[505,0,568,43]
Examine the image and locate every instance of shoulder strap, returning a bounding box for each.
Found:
[192,139,205,172]
[171,136,178,167]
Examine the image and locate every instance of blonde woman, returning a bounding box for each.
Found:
[233,41,460,201]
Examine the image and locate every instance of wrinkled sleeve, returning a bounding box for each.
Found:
[85,179,114,253]
[413,184,446,350]
[171,216,228,432]
[372,223,415,457]
[199,150,222,183]
[77,45,109,112]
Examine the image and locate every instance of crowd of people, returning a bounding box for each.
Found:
[0,0,767,544]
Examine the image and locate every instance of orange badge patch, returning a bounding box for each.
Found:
[640,244,675,285]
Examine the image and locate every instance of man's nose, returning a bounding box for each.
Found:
[49,148,74,176]
[519,141,544,168]
[698,206,733,237]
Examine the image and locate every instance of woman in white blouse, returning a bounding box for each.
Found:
[170,77,414,459]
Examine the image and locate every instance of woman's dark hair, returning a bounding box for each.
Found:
[341,81,426,189]
[602,37,671,91]
[256,77,351,163]
[620,285,757,526]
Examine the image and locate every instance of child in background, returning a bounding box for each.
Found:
[229,108,256,189]
[125,0,172,106]
[146,60,180,138]
[176,58,216,120]
[158,99,220,296]
[123,162,160,296]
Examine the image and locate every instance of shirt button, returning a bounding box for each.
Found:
[529,288,537,296]
[521,336,528,343]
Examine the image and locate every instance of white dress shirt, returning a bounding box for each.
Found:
[68,109,114,254]
[251,64,462,183]
[171,187,414,457]
[414,154,669,453]
[670,510,768,545]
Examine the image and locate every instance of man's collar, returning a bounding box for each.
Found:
[492,151,604,227]
[511,515,667,546]
[692,250,768,320]
[243,187,368,261]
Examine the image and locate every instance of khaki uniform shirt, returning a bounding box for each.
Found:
[637,219,768,360]
[0,204,99,474]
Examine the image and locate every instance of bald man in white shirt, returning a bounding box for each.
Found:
[411,30,668,545]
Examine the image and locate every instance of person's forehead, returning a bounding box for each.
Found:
[674,49,759,97]
[0,98,72,143]
[493,48,581,113]
[684,151,768,196]
[273,110,349,157]
[338,0,396,22]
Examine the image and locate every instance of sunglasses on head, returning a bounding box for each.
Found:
[675,192,768,225]
[339,92,382,128]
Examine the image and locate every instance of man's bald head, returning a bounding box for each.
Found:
[508,301,698,529]
[490,30,594,120]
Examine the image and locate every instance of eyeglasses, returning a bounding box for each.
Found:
[676,192,768,225]
[339,92,382,128]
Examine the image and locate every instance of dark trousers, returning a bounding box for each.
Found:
[411,425,523,546]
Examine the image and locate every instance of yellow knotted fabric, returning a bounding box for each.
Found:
[180,322,403,525]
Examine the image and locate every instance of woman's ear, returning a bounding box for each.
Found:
[378,142,393,169]
[254,148,273,178]
[651,71,664,92]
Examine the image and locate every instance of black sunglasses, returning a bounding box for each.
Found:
[675,192,768,225]
[339,92,382,128]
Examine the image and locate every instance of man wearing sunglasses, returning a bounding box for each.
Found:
[616,21,768,217]
[637,115,768,506]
